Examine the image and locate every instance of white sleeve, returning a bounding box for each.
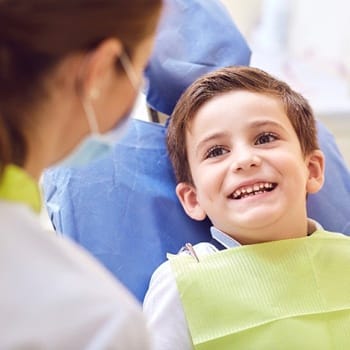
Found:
[143,261,193,350]
[83,281,151,350]
[0,205,152,350]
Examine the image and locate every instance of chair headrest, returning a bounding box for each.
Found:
[144,0,251,116]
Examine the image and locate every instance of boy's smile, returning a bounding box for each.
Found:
[229,181,277,200]
[176,91,324,244]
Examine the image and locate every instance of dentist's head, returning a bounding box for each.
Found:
[0,0,162,178]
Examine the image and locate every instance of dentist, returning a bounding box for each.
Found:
[0,0,161,348]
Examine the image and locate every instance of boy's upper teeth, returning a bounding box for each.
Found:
[232,182,274,199]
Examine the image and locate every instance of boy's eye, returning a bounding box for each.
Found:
[205,145,229,159]
[255,132,278,145]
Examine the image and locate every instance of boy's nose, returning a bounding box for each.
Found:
[230,150,262,172]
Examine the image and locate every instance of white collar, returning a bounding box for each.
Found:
[210,218,323,249]
[210,226,241,249]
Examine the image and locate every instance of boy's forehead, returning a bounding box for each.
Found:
[187,91,285,127]
[184,90,299,148]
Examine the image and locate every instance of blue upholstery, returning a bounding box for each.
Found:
[42,0,350,302]
[145,0,251,116]
[44,120,211,302]
[307,122,350,234]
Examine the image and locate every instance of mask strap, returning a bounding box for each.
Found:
[76,53,101,135]
[81,97,100,135]
[79,51,139,137]
[119,51,140,91]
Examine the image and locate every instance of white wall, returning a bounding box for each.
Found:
[289,0,350,73]
[219,0,350,116]
[220,0,262,38]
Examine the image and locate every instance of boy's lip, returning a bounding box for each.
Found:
[228,179,278,200]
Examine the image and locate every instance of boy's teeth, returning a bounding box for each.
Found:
[232,182,275,199]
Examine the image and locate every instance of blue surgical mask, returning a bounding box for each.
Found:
[55,52,139,168]
[56,117,131,168]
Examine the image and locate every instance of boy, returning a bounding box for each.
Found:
[143,66,350,349]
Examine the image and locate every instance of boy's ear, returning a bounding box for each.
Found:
[306,149,325,194]
[176,182,207,221]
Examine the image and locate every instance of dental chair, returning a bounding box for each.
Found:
[42,0,350,302]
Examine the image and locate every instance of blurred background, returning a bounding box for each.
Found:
[220,0,350,166]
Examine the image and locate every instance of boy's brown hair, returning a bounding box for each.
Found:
[167,66,319,185]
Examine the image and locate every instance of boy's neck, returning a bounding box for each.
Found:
[215,218,320,246]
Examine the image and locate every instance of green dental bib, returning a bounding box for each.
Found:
[170,230,350,349]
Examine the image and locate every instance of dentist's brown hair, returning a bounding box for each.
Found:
[0,0,162,173]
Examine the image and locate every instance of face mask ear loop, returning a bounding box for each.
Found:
[81,97,100,136]
[119,51,139,91]
[78,51,136,137]
[75,53,101,136]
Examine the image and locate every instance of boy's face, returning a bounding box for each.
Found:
[176,91,324,244]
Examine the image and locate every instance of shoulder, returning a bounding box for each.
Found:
[0,202,149,348]
[311,229,350,241]
[146,241,218,293]
[143,242,217,350]
[143,242,217,315]
[178,241,219,258]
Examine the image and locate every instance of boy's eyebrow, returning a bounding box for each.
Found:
[248,119,292,136]
[194,119,287,156]
[195,131,230,156]
[249,119,286,130]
